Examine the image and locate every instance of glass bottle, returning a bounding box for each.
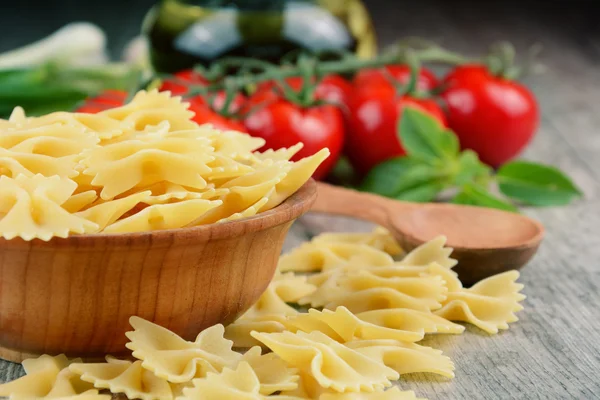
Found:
[143,0,377,73]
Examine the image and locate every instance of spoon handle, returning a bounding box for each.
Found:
[312,182,416,229]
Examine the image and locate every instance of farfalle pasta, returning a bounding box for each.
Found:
[0,231,526,399]
[125,317,242,383]
[319,387,424,400]
[0,174,98,240]
[311,227,403,256]
[251,330,399,393]
[241,271,316,319]
[435,270,526,334]
[278,242,394,273]
[0,354,105,400]
[69,357,175,400]
[345,339,455,378]
[0,90,328,240]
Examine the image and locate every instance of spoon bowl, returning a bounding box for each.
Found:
[390,202,544,285]
[313,183,544,285]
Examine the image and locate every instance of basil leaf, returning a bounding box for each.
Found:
[454,150,493,186]
[395,181,446,202]
[360,157,445,199]
[497,161,582,206]
[398,107,459,162]
[453,183,518,212]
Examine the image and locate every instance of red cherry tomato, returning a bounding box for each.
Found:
[159,69,209,95]
[244,90,344,180]
[441,64,539,167]
[353,65,439,92]
[346,83,447,175]
[188,95,247,132]
[256,75,352,110]
[75,90,127,113]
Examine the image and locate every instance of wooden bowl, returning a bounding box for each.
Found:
[0,180,317,362]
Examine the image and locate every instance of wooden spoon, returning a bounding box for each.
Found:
[312,182,544,285]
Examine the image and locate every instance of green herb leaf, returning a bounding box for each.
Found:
[395,181,446,202]
[360,157,446,200]
[398,107,459,163]
[454,150,493,186]
[453,183,518,212]
[497,161,582,206]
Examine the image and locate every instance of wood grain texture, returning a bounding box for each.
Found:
[1,1,600,399]
[0,181,316,362]
[313,182,544,285]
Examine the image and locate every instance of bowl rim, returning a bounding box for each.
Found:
[0,179,317,249]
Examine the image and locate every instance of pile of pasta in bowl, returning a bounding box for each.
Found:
[0,90,328,241]
[0,228,525,399]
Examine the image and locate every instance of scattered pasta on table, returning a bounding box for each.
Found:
[0,228,526,400]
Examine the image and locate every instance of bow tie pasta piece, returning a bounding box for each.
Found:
[180,362,301,400]
[201,127,265,160]
[302,264,452,309]
[3,106,26,125]
[241,272,316,320]
[9,135,97,158]
[0,149,79,178]
[0,123,97,151]
[81,138,214,200]
[324,288,443,315]
[0,175,98,240]
[69,357,174,400]
[217,196,269,223]
[356,309,464,336]
[225,314,292,349]
[99,90,197,132]
[0,354,99,400]
[117,182,229,205]
[312,227,403,257]
[259,148,329,212]
[288,307,425,343]
[311,271,447,313]
[62,190,99,213]
[241,346,300,395]
[435,271,525,334]
[397,236,457,269]
[123,104,197,133]
[187,162,291,226]
[125,317,243,383]
[76,191,152,232]
[340,271,448,310]
[251,330,399,393]
[278,242,395,273]
[103,198,221,233]
[13,110,127,141]
[346,339,455,379]
[205,154,256,181]
[319,387,425,400]
[252,143,304,164]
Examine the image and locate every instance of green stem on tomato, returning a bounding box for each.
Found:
[400,50,420,96]
[186,51,407,96]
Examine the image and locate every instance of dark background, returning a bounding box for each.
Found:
[0,0,598,58]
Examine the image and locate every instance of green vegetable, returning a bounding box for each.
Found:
[0,63,141,118]
[0,23,107,69]
[0,23,142,118]
[453,183,518,212]
[361,157,445,200]
[497,161,583,206]
[398,108,459,162]
[360,107,582,211]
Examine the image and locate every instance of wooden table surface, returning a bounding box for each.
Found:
[1,1,599,399]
